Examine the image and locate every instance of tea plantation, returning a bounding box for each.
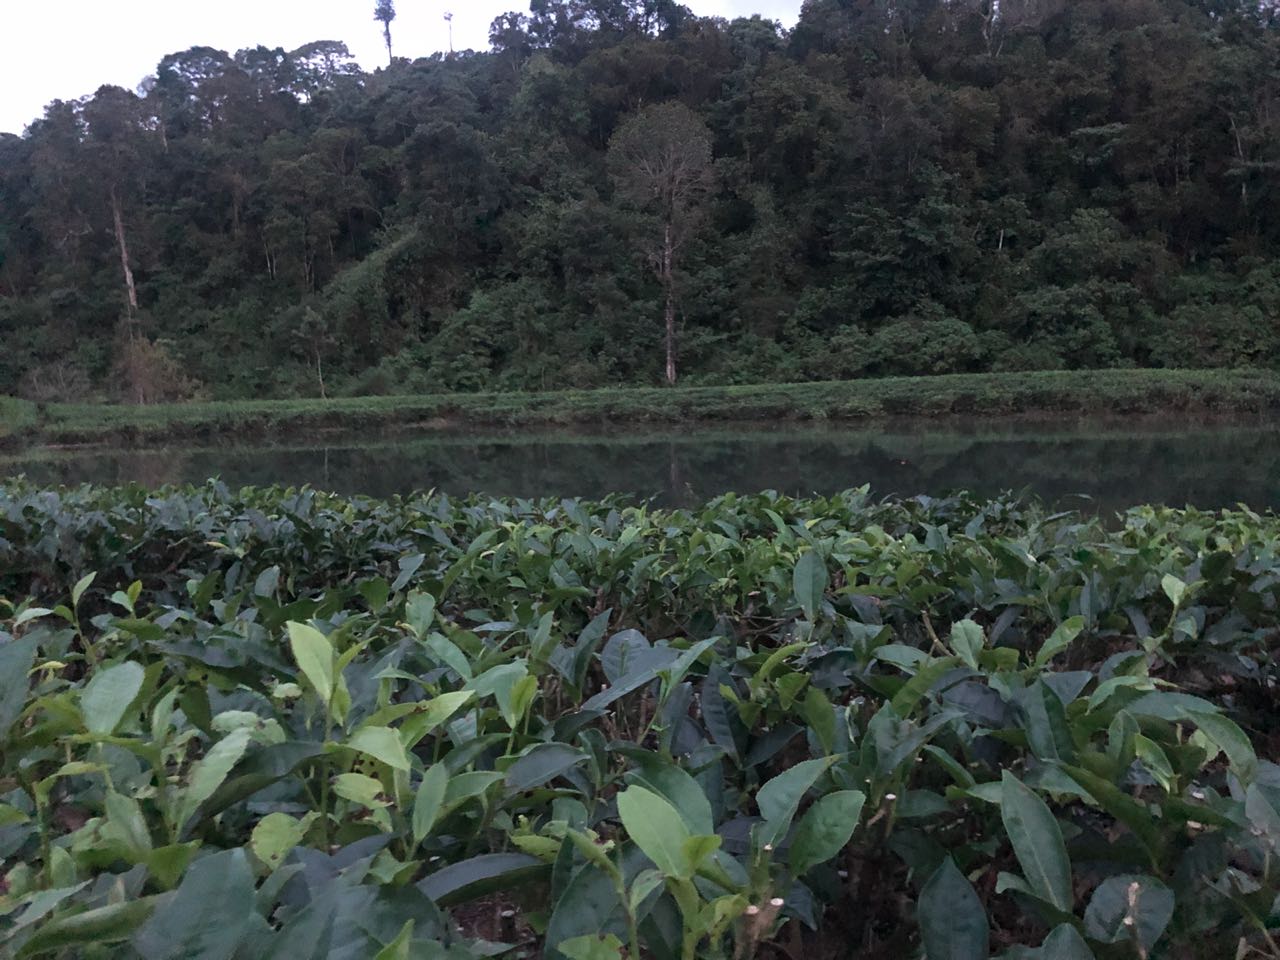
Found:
[2,481,1278,958]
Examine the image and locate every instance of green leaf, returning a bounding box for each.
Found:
[1000,771,1073,912]
[949,619,985,671]
[147,844,199,891]
[1061,764,1163,868]
[405,592,436,637]
[178,728,253,832]
[1039,924,1095,959]
[254,565,281,598]
[625,761,714,835]
[891,655,961,715]
[357,577,389,612]
[1189,709,1257,786]
[422,632,473,682]
[758,757,831,823]
[133,849,255,960]
[6,883,91,936]
[417,853,548,906]
[103,791,153,862]
[1006,924,1096,959]
[287,621,334,704]
[1083,875,1173,952]
[793,549,828,621]
[803,687,837,756]
[18,898,160,958]
[444,770,503,806]
[1020,680,1076,764]
[250,812,314,870]
[558,933,625,960]
[80,661,145,735]
[0,634,38,741]
[505,742,587,792]
[392,553,426,592]
[408,690,475,741]
[71,572,96,608]
[616,785,692,878]
[413,764,449,844]
[372,920,414,960]
[347,725,411,772]
[332,773,387,807]
[1035,616,1086,667]
[1161,574,1187,608]
[194,741,324,823]
[789,789,866,876]
[629,868,665,913]
[15,607,54,627]
[918,858,988,960]
[681,834,721,873]
[1133,735,1175,791]
[502,674,540,730]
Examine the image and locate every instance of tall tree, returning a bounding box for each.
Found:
[607,102,713,384]
[374,0,397,64]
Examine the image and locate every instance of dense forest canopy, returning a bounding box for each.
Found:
[3,0,1280,402]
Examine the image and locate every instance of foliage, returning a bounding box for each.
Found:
[5,2,1280,397]
[3,481,1280,956]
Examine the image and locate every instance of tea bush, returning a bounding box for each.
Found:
[2,482,1279,958]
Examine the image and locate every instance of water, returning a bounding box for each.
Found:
[4,420,1279,511]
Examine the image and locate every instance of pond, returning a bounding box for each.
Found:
[4,418,1279,512]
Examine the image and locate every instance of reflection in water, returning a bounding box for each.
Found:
[4,421,1280,512]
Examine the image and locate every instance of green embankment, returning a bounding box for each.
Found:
[3,368,1279,449]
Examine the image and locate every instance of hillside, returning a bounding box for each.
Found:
[3,0,1280,402]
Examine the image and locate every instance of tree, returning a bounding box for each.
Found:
[374,0,396,64]
[607,102,713,384]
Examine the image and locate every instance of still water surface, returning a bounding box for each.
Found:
[4,420,1279,512]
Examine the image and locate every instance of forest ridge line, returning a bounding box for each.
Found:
[2,0,1279,404]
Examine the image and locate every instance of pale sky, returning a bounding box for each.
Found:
[0,0,800,135]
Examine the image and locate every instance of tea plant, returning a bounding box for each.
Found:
[2,481,1279,958]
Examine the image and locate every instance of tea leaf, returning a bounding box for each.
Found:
[505,742,587,792]
[1000,771,1073,912]
[1189,709,1257,786]
[0,634,38,741]
[418,853,547,906]
[412,764,449,844]
[616,785,692,877]
[918,857,988,960]
[949,619,984,671]
[1083,875,1173,952]
[1034,616,1085,667]
[558,933,625,960]
[80,661,145,735]
[789,790,866,876]
[178,728,253,832]
[373,920,415,960]
[133,848,255,960]
[18,898,160,958]
[347,725,411,772]
[287,621,334,705]
[793,550,827,621]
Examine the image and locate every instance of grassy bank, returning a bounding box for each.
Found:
[4,368,1280,449]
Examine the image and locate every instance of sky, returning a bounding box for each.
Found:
[0,0,800,135]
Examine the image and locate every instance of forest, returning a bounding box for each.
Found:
[3,0,1280,403]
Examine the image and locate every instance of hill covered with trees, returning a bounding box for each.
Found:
[3,0,1280,403]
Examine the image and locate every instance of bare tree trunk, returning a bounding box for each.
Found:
[663,222,676,385]
[314,343,327,399]
[384,25,393,65]
[110,185,139,324]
